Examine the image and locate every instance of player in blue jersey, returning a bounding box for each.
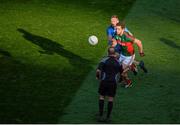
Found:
[106,15,132,47]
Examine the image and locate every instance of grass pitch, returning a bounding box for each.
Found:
[59,0,180,123]
[0,0,135,123]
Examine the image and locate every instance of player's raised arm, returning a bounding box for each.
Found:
[133,38,144,56]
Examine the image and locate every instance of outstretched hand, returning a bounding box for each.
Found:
[140,52,145,57]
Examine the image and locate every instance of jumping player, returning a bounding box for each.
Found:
[112,22,146,87]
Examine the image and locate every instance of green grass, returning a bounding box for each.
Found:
[1,0,179,123]
[0,0,135,123]
[59,0,180,123]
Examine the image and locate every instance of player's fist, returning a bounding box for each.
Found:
[139,52,145,57]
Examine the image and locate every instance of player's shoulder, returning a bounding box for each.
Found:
[100,56,110,63]
[111,57,121,67]
[107,25,114,31]
[125,27,130,33]
[124,32,135,41]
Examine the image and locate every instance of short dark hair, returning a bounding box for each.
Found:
[116,21,125,29]
[108,47,115,55]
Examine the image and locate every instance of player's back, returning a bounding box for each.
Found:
[101,56,120,82]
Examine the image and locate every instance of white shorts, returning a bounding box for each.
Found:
[119,54,135,66]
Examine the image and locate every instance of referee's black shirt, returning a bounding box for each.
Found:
[97,56,121,83]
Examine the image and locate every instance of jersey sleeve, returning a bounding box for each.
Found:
[106,27,113,37]
[124,32,135,43]
[125,27,130,34]
[97,57,109,70]
[97,62,104,71]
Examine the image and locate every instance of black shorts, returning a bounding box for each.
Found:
[98,81,117,97]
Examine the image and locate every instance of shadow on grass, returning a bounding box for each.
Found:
[17,28,91,66]
[0,30,93,123]
[0,48,11,57]
[0,0,137,122]
[160,38,180,50]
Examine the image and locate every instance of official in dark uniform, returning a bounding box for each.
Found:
[96,47,122,122]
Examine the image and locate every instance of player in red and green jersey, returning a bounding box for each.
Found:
[112,22,147,87]
[106,15,147,77]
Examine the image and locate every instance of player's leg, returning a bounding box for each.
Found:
[130,62,138,75]
[105,82,117,122]
[119,62,129,85]
[127,54,138,75]
[121,65,132,88]
[121,55,135,87]
[99,95,105,119]
[133,59,139,65]
[98,81,106,121]
[134,60,148,73]
[105,96,114,122]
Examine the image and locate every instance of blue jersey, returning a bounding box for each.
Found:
[106,25,116,45]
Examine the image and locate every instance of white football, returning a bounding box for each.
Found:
[88,35,98,45]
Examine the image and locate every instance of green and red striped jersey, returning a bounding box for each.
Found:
[114,32,135,56]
